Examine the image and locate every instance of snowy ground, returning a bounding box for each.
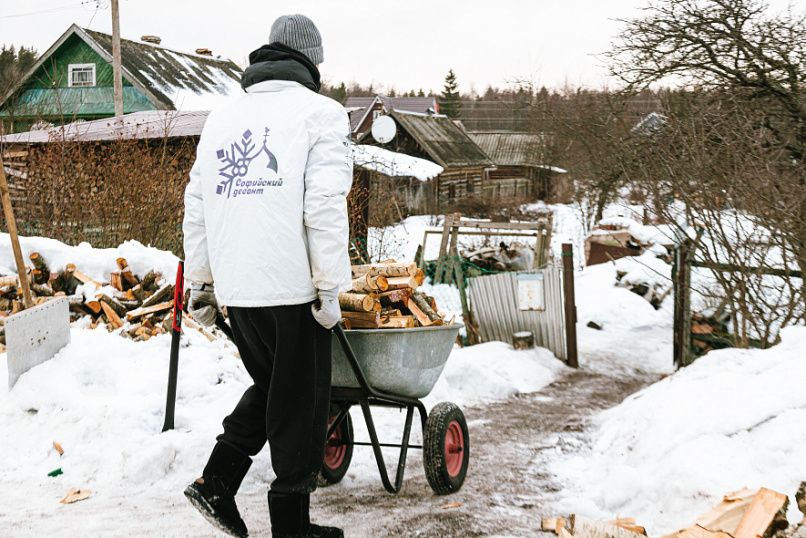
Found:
[1,202,804,536]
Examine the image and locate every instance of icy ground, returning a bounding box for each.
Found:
[1,204,805,536]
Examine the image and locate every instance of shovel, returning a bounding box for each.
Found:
[0,158,70,389]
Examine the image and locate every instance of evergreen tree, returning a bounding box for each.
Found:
[417,88,425,97]
[332,82,347,104]
[0,45,37,98]
[439,69,462,118]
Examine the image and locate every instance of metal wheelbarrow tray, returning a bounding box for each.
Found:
[324,324,470,496]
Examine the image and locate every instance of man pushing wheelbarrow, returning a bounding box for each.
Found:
[182,14,351,538]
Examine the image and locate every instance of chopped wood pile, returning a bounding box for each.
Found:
[542,485,802,538]
[339,260,453,329]
[0,252,174,345]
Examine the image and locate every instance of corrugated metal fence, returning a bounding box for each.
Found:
[467,268,567,360]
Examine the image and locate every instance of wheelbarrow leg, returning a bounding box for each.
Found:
[359,400,415,494]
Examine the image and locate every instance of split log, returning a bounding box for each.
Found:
[141,284,173,309]
[29,252,50,283]
[33,297,50,305]
[32,269,48,285]
[605,519,646,535]
[84,298,102,314]
[110,271,124,291]
[414,267,425,286]
[351,262,418,279]
[339,292,379,313]
[341,311,381,329]
[351,273,389,293]
[406,298,432,327]
[411,292,440,321]
[695,487,758,534]
[677,526,733,538]
[130,283,147,302]
[386,275,420,290]
[379,288,412,308]
[543,518,568,533]
[73,270,101,288]
[62,264,79,295]
[97,294,127,319]
[559,528,575,538]
[512,331,534,350]
[100,301,124,329]
[572,514,646,538]
[379,314,415,328]
[126,301,173,321]
[733,487,789,538]
[120,267,138,289]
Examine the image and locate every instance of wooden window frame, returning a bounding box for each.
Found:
[68,63,96,88]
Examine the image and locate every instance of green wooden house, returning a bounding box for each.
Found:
[0,24,243,134]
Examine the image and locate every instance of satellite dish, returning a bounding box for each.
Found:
[371,115,397,144]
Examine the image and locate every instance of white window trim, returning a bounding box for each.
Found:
[68,63,96,88]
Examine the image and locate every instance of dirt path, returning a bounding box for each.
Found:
[233,368,658,537]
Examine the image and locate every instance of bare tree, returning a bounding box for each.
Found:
[608,0,806,283]
[628,89,806,346]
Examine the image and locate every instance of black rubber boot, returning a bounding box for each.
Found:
[185,442,252,538]
[268,492,344,538]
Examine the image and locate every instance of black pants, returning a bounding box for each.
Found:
[215,302,332,494]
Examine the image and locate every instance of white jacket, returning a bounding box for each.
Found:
[183,80,353,307]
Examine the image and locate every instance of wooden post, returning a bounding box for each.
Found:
[673,240,694,368]
[111,0,124,117]
[0,163,34,309]
[561,243,578,368]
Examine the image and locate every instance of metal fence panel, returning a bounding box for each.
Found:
[467,269,567,360]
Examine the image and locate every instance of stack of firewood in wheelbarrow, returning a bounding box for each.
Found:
[339,261,453,329]
[0,252,175,344]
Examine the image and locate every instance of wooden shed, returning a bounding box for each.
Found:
[359,109,494,213]
[467,131,566,200]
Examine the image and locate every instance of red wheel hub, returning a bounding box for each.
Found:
[444,420,465,477]
[324,419,346,469]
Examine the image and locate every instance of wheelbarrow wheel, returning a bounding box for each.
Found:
[423,402,469,495]
[319,413,353,486]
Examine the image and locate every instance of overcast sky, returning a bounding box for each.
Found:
[0,0,798,95]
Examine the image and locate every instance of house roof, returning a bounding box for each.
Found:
[0,110,210,144]
[345,95,438,133]
[351,145,443,182]
[467,132,547,167]
[389,110,493,169]
[1,24,243,116]
[82,28,244,110]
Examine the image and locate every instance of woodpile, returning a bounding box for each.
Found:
[0,252,174,345]
[339,261,452,329]
[541,485,801,538]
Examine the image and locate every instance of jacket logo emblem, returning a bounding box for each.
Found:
[215,128,282,198]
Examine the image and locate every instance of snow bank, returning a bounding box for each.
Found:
[550,327,806,534]
[0,234,179,285]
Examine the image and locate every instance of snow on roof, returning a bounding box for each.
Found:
[351,144,443,182]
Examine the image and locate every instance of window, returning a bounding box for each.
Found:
[68,64,96,87]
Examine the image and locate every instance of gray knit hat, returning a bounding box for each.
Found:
[269,14,324,65]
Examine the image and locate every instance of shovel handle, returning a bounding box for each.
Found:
[0,163,34,308]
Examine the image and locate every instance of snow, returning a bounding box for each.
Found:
[1,199,804,536]
[550,327,806,534]
[351,145,443,182]
[0,233,565,535]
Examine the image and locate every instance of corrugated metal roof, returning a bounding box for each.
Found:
[467,132,546,167]
[0,87,154,118]
[390,110,493,169]
[0,110,209,144]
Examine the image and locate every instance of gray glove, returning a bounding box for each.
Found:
[188,282,218,327]
[311,286,341,329]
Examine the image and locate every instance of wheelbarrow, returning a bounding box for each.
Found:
[323,323,469,495]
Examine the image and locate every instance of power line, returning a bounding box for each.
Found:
[0,1,93,19]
